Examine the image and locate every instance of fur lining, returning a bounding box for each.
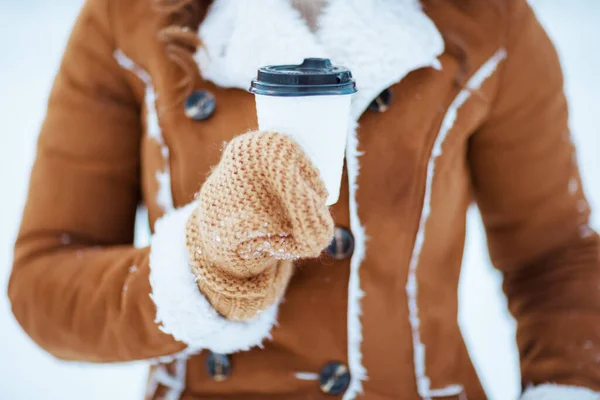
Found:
[344,120,367,399]
[146,358,187,400]
[521,384,600,400]
[148,202,279,354]
[196,0,325,90]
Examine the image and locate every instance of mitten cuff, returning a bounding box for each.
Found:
[186,207,293,321]
[521,384,599,400]
[149,202,279,354]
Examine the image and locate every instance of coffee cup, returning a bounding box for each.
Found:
[249,58,357,206]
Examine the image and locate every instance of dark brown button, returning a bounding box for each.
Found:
[368,88,392,112]
[206,352,231,381]
[326,226,354,260]
[185,89,216,120]
[319,362,350,395]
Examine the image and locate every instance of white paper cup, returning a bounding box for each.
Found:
[254,94,352,205]
[250,58,357,206]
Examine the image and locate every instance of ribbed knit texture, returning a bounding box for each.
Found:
[185,131,334,321]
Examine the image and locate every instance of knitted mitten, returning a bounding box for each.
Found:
[185,131,334,321]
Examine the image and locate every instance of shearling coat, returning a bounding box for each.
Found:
[8,0,600,399]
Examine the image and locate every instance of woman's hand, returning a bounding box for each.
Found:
[185,131,334,321]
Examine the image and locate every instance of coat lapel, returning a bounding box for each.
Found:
[195,0,444,120]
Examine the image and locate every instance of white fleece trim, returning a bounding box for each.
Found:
[114,49,151,84]
[521,384,600,400]
[148,202,280,354]
[405,49,507,399]
[155,166,174,213]
[196,0,326,90]
[114,50,174,213]
[343,119,368,399]
[146,327,202,398]
[146,358,187,400]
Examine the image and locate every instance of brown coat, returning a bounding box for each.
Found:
[8,0,600,399]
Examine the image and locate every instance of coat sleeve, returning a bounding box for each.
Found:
[468,0,600,394]
[8,0,277,363]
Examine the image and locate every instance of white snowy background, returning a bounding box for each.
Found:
[0,1,598,399]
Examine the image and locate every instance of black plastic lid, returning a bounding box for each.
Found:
[249,58,357,97]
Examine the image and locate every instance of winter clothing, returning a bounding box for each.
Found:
[186,131,333,321]
[520,384,600,400]
[7,0,600,399]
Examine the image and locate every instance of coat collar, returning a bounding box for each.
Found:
[195,0,444,120]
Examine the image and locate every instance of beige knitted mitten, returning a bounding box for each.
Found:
[185,131,334,321]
